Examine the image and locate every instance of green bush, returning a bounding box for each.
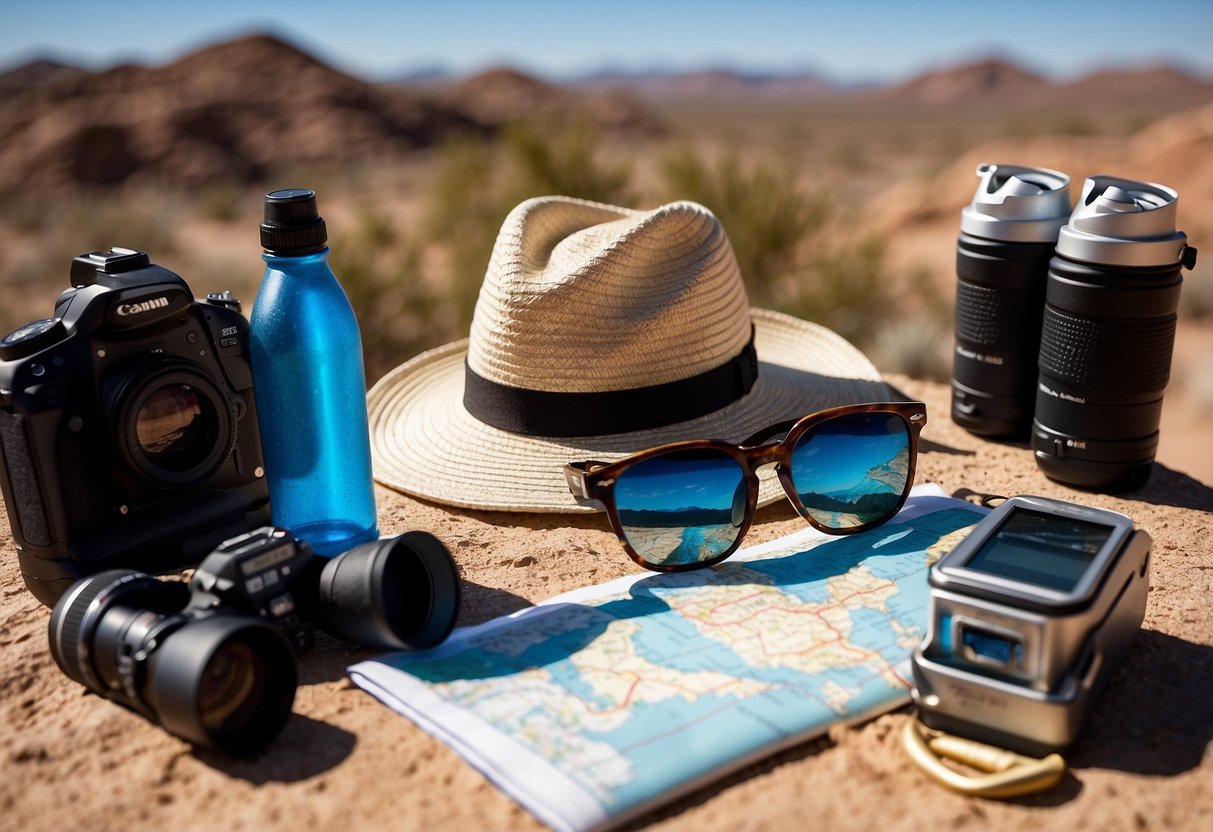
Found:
[0,188,182,311]
[655,147,898,351]
[423,119,635,330]
[869,312,952,382]
[785,234,892,346]
[328,203,449,384]
[657,146,830,308]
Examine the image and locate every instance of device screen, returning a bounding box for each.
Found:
[964,508,1113,592]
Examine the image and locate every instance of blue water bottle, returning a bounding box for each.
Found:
[250,188,379,555]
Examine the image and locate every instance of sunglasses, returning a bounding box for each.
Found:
[564,401,926,571]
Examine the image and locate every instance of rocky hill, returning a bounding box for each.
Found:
[872,58,1051,104]
[1035,65,1213,110]
[0,58,90,99]
[0,34,658,191]
[436,66,661,133]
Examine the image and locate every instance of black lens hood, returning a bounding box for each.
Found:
[318,531,461,651]
[148,614,297,755]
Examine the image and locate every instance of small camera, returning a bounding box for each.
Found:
[911,496,1150,756]
[49,526,461,754]
[0,248,271,606]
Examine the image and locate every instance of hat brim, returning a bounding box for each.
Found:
[368,308,889,513]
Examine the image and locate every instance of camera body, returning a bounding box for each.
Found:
[187,526,322,653]
[0,248,270,606]
[911,496,1150,756]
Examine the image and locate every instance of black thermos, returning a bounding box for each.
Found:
[1033,176,1197,491]
[951,163,1071,438]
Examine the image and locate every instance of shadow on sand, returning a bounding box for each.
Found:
[1071,629,1213,777]
[1119,463,1213,512]
[194,714,357,783]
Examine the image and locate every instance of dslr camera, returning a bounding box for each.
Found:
[0,248,270,606]
[49,526,461,754]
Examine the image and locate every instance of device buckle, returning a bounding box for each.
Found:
[902,718,1066,798]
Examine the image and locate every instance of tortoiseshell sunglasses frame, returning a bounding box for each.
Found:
[564,401,927,572]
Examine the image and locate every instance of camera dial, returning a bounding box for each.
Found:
[0,318,67,361]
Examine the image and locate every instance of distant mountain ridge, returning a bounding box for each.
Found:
[384,60,1213,105]
[821,446,910,504]
[569,68,843,98]
[1,35,1209,191]
[872,58,1051,104]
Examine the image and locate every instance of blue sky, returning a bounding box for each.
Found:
[2,0,1210,82]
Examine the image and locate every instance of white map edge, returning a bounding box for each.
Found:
[348,484,987,832]
[352,662,605,831]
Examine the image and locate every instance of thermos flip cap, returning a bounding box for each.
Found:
[1056,176,1195,269]
[960,163,1072,244]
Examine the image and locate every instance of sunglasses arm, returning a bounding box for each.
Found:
[563,461,611,507]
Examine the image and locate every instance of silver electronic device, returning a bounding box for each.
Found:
[911,495,1150,756]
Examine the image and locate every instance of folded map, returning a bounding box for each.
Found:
[349,485,985,831]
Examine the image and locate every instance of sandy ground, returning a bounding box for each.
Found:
[1,375,1211,831]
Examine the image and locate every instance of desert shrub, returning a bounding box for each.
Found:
[423,118,635,329]
[831,141,872,174]
[785,235,893,346]
[1122,113,1153,136]
[194,183,246,223]
[1050,115,1097,137]
[502,119,632,205]
[657,146,829,308]
[655,147,902,352]
[869,312,953,382]
[328,203,447,384]
[59,190,182,255]
[0,188,182,321]
[0,188,51,234]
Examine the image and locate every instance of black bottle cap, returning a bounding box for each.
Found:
[261,188,328,255]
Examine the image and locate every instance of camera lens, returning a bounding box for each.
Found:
[198,641,263,731]
[135,384,220,471]
[150,617,295,753]
[317,531,461,650]
[49,570,296,755]
[109,360,237,488]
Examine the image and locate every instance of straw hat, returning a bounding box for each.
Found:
[368,196,889,512]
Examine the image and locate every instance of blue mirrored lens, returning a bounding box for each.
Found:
[614,449,747,567]
[789,413,910,529]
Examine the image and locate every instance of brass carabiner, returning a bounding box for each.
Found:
[902,718,1066,798]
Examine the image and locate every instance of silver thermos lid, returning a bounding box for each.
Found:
[960,163,1072,244]
[1056,175,1195,269]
